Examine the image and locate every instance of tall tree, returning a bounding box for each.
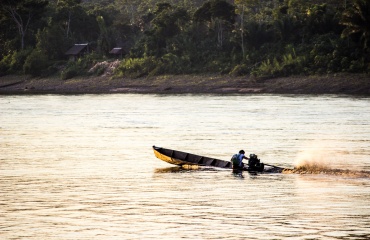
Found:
[56,0,81,38]
[234,0,259,59]
[194,0,236,48]
[1,0,48,49]
[96,15,109,54]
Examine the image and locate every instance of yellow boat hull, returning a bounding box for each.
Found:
[153,147,197,166]
[152,145,232,168]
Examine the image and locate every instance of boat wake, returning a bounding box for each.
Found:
[282,165,370,178]
[283,148,370,178]
[154,165,370,178]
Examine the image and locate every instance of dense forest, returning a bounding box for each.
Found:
[0,0,369,79]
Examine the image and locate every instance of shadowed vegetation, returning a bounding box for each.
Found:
[0,0,369,79]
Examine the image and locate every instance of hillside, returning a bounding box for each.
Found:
[0,0,369,80]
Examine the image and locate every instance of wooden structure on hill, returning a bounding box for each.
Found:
[65,43,89,61]
[109,47,125,58]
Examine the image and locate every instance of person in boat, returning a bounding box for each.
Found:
[231,150,249,169]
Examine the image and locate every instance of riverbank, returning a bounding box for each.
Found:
[0,73,369,95]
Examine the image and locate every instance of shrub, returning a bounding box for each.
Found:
[0,54,12,76]
[10,49,32,73]
[115,57,157,78]
[349,58,366,73]
[60,53,105,79]
[77,52,102,70]
[229,64,250,76]
[61,64,78,80]
[252,58,281,78]
[23,50,49,76]
[159,53,192,75]
[252,53,307,78]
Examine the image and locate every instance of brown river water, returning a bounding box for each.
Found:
[1,94,369,239]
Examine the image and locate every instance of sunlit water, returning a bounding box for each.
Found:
[1,94,369,239]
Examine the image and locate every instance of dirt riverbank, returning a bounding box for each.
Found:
[0,73,369,95]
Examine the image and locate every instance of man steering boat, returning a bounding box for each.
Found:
[231,150,264,172]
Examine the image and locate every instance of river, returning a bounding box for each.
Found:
[1,94,369,239]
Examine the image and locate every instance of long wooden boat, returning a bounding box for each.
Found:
[153,146,284,173]
[153,145,232,168]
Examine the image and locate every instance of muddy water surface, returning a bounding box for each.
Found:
[1,94,369,239]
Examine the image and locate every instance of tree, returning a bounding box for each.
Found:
[1,0,48,50]
[36,23,71,60]
[96,15,109,54]
[56,0,81,38]
[234,0,255,59]
[194,0,236,48]
[23,48,49,76]
[142,3,190,57]
[340,0,370,49]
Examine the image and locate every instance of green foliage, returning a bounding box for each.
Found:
[230,64,250,76]
[36,25,72,60]
[252,58,278,78]
[305,33,368,73]
[158,53,192,75]
[340,0,370,50]
[115,57,157,78]
[252,51,307,78]
[23,49,50,76]
[10,49,33,73]
[60,53,103,80]
[115,53,194,78]
[0,55,11,76]
[61,63,79,80]
[1,0,49,50]
[194,0,236,24]
[137,3,191,58]
[1,0,369,79]
[194,0,236,48]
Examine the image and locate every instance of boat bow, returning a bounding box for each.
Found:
[153,146,232,168]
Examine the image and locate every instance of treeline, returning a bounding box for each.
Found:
[0,0,369,79]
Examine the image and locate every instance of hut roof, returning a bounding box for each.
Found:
[65,44,88,55]
[109,47,124,54]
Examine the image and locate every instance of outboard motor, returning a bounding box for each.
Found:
[248,154,264,172]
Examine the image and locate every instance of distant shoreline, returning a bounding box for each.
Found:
[0,73,369,95]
